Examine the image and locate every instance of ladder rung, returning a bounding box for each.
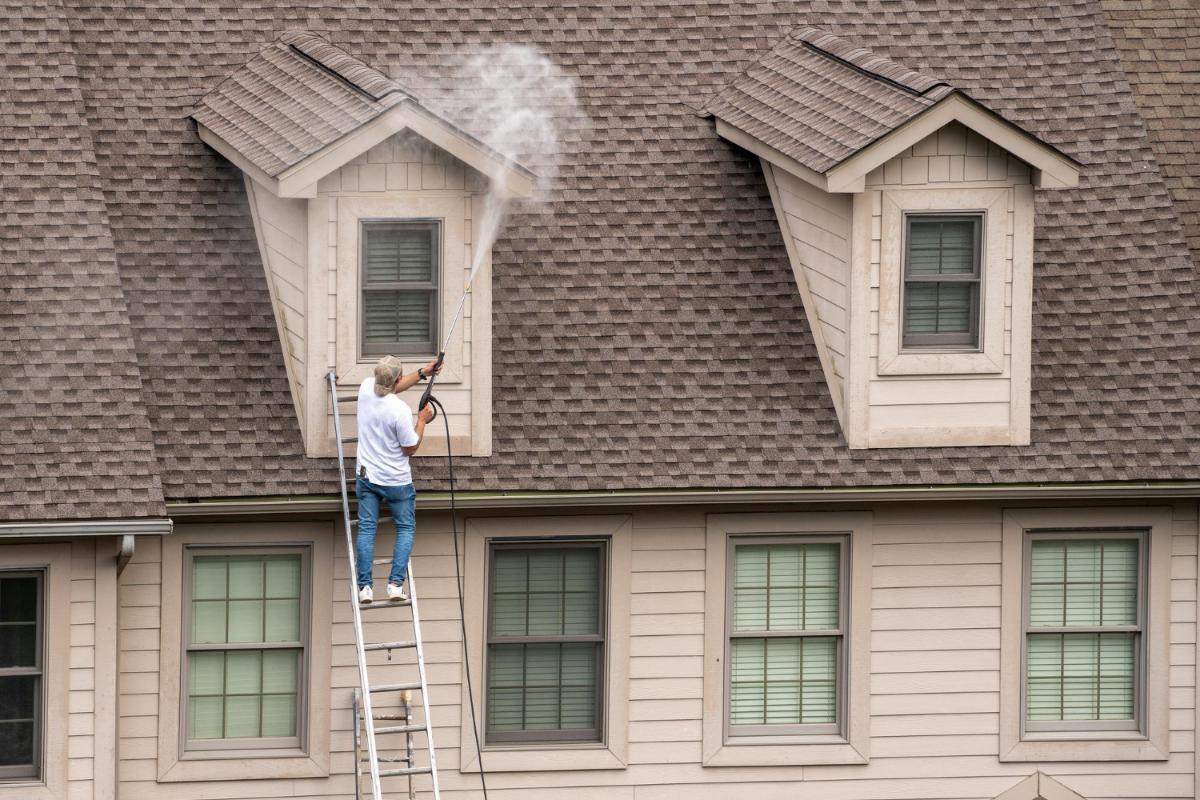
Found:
[372,713,412,721]
[380,766,432,778]
[340,436,358,444]
[374,722,427,735]
[337,395,357,403]
[370,682,422,693]
[364,640,417,652]
[367,754,413,763]
[359,599,412,609]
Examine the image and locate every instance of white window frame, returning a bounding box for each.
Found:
[1000,507,1172,762]
[877,187,1011,375]
[703,512,871,767]
[460,515,632,773]
[156,523,333,782]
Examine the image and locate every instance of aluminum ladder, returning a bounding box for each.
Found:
[328,371,441,800]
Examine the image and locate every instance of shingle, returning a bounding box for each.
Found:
[0,0,164,521]
[25,0,1200,500]
[706,26,953,173]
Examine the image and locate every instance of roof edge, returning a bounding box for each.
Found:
[0,518,175,538]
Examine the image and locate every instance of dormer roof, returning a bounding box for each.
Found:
[193,30,534,198]
[708,26,1081,192]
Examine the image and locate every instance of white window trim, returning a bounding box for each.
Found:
[156,523,333,782]
[0,543,70,800]
[878,187,1010,376]
[333,194,469,387]
[459,515,632,773]
[999,506,1172,762]
[703,512,871,767]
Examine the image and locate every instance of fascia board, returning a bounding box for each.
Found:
[197,123,282,196]
[712,118,864,193]
[826,93,1081,192]
[0,518,174,538]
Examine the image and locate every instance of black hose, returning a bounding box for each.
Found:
[428,396,488,798]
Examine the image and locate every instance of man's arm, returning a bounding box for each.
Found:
[392,358,443,395]
[401,406,436,456]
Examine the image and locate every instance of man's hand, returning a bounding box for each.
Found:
[418,406,435,425]
[423,358,443,378]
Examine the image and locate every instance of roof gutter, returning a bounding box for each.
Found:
[0,518,175,538]
[165,482,1200,517]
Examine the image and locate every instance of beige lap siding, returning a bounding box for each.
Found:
[116,502,1198,799]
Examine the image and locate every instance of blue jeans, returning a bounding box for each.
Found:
[355,478,416,588]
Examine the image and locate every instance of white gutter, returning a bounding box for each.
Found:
[0,518,174,538]
[165,482,1200,517]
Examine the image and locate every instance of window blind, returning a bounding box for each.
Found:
[902,216,981,345]
[187,554,303,741]
[1026,538,1140,724]
[729,542,841,728]
[486,545,605,742]
[361,221,438,355]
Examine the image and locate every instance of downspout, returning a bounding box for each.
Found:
[116,534,135,576]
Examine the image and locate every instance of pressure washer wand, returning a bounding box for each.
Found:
[417,281,475,414]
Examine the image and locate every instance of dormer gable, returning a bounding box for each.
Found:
[710,27,1082,449]
[193,31,534,457]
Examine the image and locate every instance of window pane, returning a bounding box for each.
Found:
[225,695,262,738]
[363,290,433,344]
[261,695,297,738]
[191,600,227,644]
[192,559,227,600]
[365,224,434,283]
[0,675,37,723]
[262,650,299,694]
[227,600,264,643]
[0,625,37,669]
[1029,539,1139,628]
[225,651,262,695]
[264,599,300,642]
[903,282,974,336]
[0,720,35,767]
[730,636,837,726]
[188,696,224,739]
[264,556,301,599]
[0,576,38,622]
[1026,633,1136,721]
[188,651,225,696]
[733,543,840,632]
[486,642,598,736]
[908,219,976,275]
[490,547,600,638]
[227,559,263,599]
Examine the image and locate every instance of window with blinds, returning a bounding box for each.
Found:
[360,221,439,357]
[485,542,606,744]
[727,538,845,736]
[0,571,41,779]
[902,214,982,348]
[1025,534,1144,732]
[184,550,308,750]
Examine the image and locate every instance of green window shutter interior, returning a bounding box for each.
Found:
[487,546,603,737]
[733,543,840,632]
[729,636,837,725]
[1026,633,1135,721]
[362,223,437,348]
[730,541,841,729]
[907,219,976,275]
[903,282,973,335]
[1029,539,1139,627]
[188,555,302,740]
[1026,538,1140,723]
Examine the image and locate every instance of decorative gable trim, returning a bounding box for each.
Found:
[994,772,1089,800]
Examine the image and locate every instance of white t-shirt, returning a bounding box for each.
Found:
[355,377,420,486]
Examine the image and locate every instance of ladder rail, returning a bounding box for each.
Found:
[329,371,384,800]
[407,565,441,800]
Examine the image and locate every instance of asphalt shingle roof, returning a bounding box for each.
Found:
[0,0,164,521]
[706,26,954,173]
[2,0,1192,506]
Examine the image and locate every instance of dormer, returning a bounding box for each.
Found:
[193,31,533,457]
[709,27,1080,449]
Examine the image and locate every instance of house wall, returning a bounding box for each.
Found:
[847,122,1034,449]
[0,537,118,800]
[764,163,853,421]
[116,500,1199,800]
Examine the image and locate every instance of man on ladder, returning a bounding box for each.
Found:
[355,355,442,604]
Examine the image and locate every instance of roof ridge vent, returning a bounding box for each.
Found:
[278,29,408,102]
[794,26,951,98]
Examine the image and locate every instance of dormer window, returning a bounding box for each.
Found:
[361,220,440,358]
[902,214,982,350]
